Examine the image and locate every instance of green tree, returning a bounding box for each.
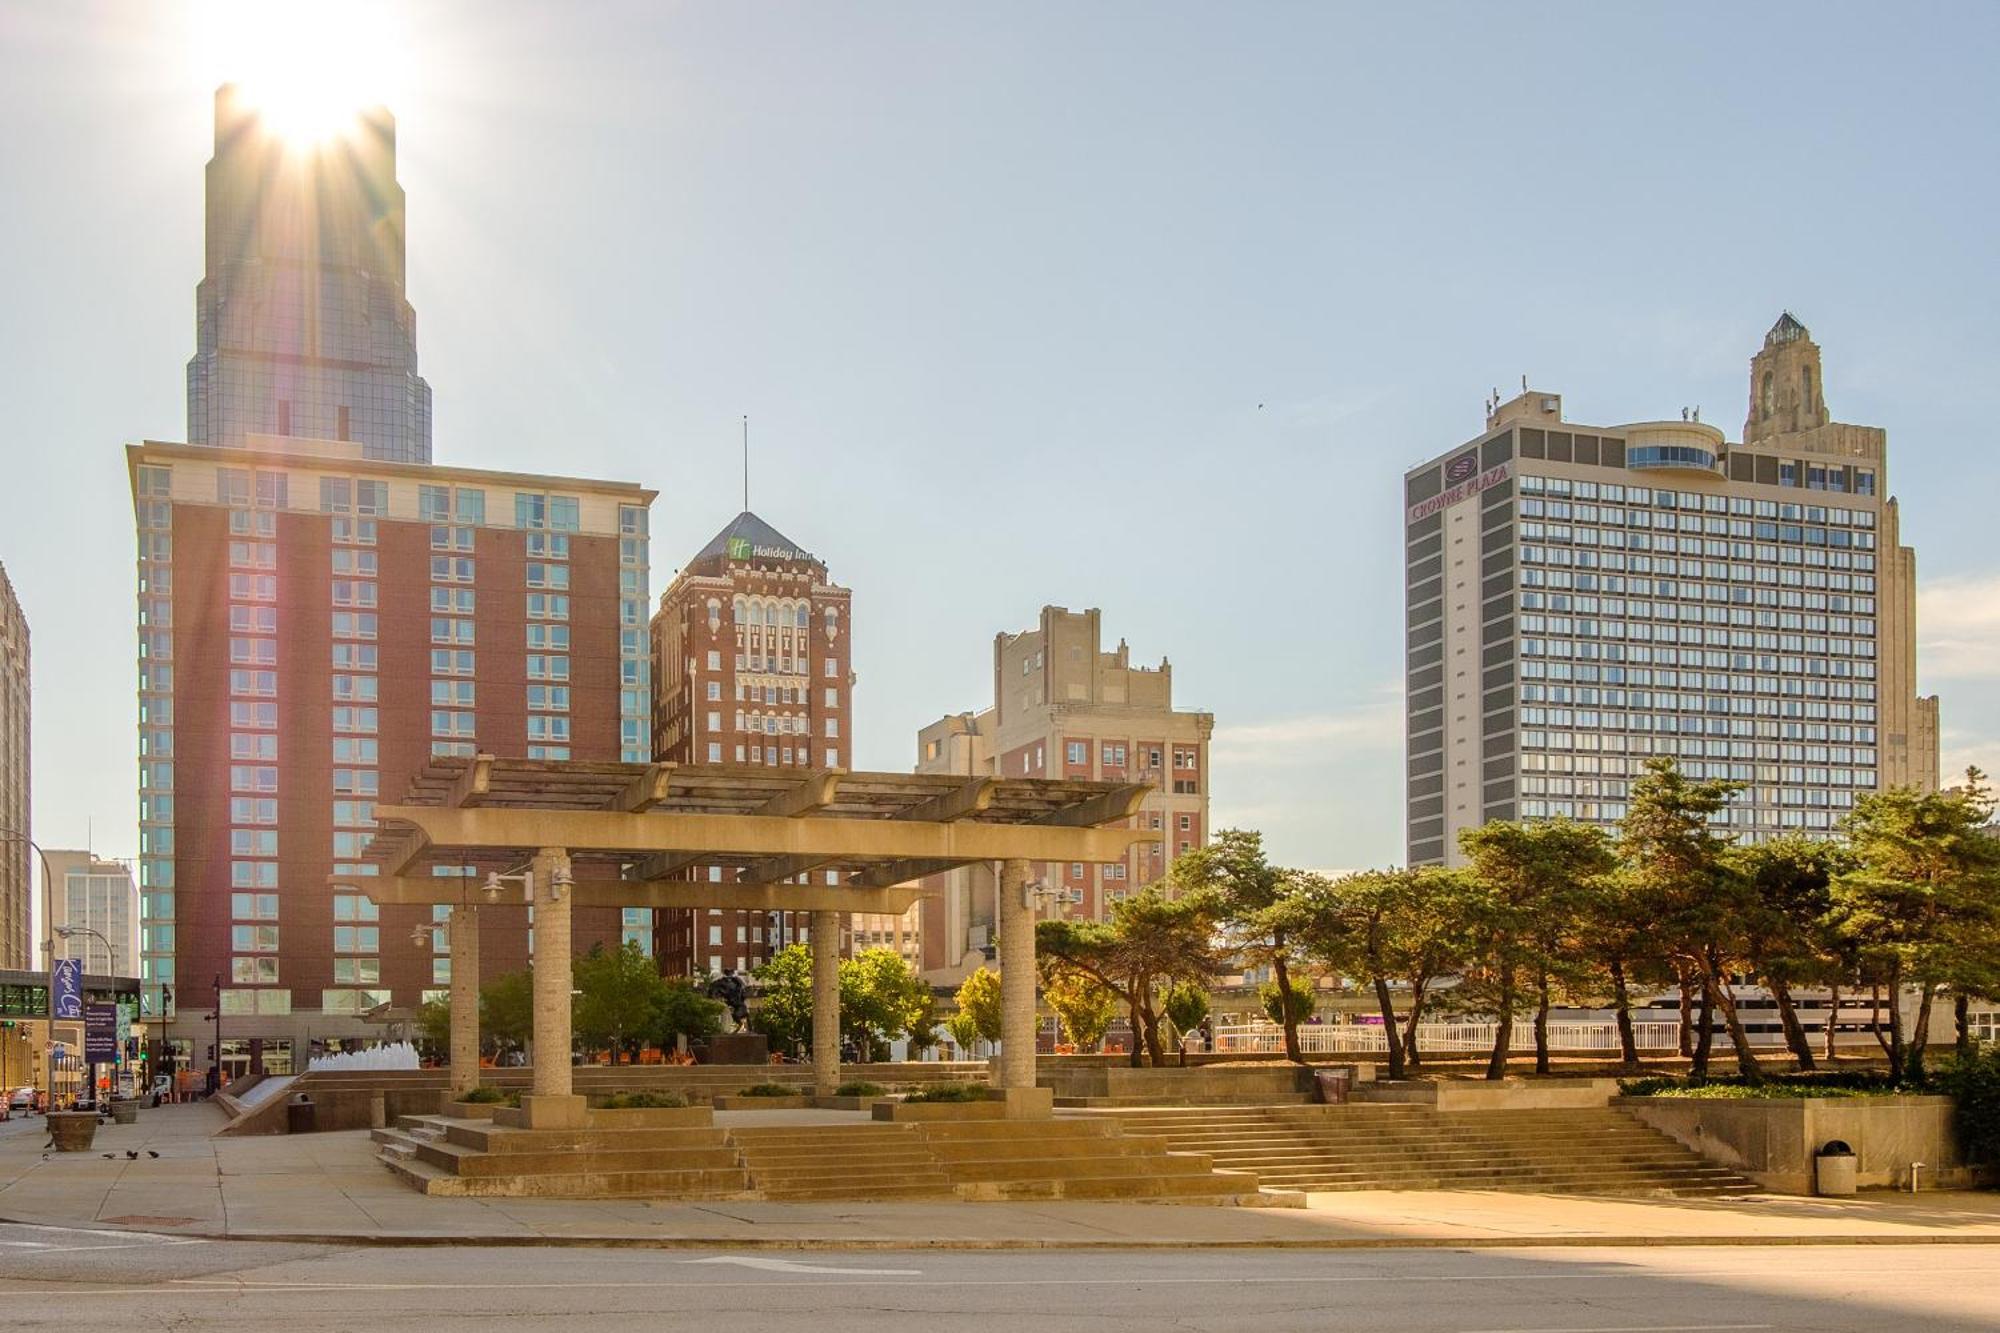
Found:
[751,943,815,1056]
[1162,980,1211,1040]
[905,992,942,1057]
[1279,869,1434,1080]
[1830,769,2000,1080]
[953,967,1005,1045]
[416,996,452,1056]
[944,1009,983,1056]
[1046,970,1120,1051]
[1730,837,1850,1071]
[1618,756,1762,1082]
[480,969,533,1058]
[1258,977,1315,1025]
[1387,866,1469,1070]
[653,977,726,1050]
[1174,830,1308,1063]
[574,940,668,1065]
[839,947,929,1061]
[1038,887,1221,1066]
[1456,818,1613,1080]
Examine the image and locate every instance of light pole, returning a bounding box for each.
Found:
[56,923,114,1105]
[0,828,61,1112]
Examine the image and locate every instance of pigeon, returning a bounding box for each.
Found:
[147,1151,159,1159]
[101,1153,114,1159]
[125,1150,139,1160]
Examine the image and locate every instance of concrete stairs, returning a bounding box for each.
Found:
[1090,1104,1760,1198]
[374,1113,1272,1204]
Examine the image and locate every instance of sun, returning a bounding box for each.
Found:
[192,0,411,145]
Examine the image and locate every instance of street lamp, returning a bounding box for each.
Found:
[1,828,62,1112]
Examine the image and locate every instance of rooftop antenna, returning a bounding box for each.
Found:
[742,415,750,512]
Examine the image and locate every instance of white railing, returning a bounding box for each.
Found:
[1211,1019,1687,1055]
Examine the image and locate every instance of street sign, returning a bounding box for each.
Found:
[116,1002,132,1050]
[51,958,83,1020]
[85,1004,117,1063]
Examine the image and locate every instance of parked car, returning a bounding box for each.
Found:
[8,1086,38,1114]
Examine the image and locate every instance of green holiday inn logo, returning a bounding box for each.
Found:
[727,536,753,560]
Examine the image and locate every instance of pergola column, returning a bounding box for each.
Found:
[997,857,1036,1091]
[446,903,480,1097]
[524,846,586,1128]
[810,908,840,1096]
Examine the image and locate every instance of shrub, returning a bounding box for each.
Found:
[1932,1047,2000,1168]
[599,1091,688,1110]
[1619,1072,1897,1100]
[902,1082,989,1104]
[738,1082,803,1098]
[460,1085,510,1104]
[835,1081,886,1098]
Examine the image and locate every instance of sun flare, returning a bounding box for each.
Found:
[192,0,410,144]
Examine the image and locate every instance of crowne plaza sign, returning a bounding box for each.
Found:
[1409,453,1511,524]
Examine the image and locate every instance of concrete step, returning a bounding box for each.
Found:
[417,1140,744,1178]
[446,1124,731,1154]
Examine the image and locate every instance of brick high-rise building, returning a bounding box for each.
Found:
[128,437,653,1074]
[1402,314,1940,867]
[914,606,1212,982]
[0,562,26,970]
[187,85,434,463]
[649,512,852,976]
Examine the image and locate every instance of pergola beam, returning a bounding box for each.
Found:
[611,762,676,813]
[374,805,1156,865]
[1033,782,1153,828]
[896,776,998,824]
[357,875,919,914]
[754,769,844,819]
[446,753,496,809]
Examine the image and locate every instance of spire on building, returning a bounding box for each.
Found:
[1744,311,1830,442]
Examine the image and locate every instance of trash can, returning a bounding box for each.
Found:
[1816,1140,1857,1196]
[1314,1068,1354,1104]
[286,1093,317,1135]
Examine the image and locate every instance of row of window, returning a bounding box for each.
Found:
[1516,474,1877,515]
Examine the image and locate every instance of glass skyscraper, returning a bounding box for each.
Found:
[186,84,433,463]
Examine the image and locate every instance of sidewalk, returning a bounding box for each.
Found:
[2,1102,1997,1250]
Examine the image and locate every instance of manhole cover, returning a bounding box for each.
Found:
[101,1215,200,1228]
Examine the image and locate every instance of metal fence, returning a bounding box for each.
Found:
[1211,1019,1687,1055]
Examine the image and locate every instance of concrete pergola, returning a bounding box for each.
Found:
[346,756,1156,1127]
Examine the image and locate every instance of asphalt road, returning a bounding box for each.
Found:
[0,1223,1996,1331]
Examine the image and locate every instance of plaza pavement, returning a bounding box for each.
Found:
[2,1101,1997,1251]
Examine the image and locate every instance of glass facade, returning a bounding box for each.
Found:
[185,86,432,463]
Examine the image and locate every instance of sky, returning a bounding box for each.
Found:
[2,2,1997,877]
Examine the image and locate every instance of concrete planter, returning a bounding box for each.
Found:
[713,1094,810,1110]
[584,1105,712,1129]
[873,1098,1007,1122]
[444,1100,506,1120]
[1362,1078,1619,1111]
[109,1099,141,1125]
[1616,1094,1970,1194]
[811,1094,894,1111]
[47,1111,99,1152]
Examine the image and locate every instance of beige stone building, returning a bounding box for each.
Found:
[43,851,138,978]
[1404,315,1940,866]
[915,606,1213,982]
[0,563,26,970]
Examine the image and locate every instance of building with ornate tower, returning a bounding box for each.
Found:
[650,512,854,976]
[1402,314,1940,867]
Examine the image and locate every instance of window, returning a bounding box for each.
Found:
[230,733,278,760]
[230,765,278,792]
[825,718,840,738]
[456,489,485,524]
[333,958,381,985]
[527,624,571,651]
[332,737,379,764]
[332,674,378,702]
[1066,741,1087,765]
[431,680,474,707]
[824,658,837,678]
[231,893,280,920]
[431,617,475,645]
[331,612,378,639]
[707,743,723,762]
[419,485,451,521]
[216,468,252,506]
[432,710,476,737]
[526,654,569,681]
[228,637,276,665]
[231,923,279,952]
[527,684,570,711]
[230,863,278,888]
[230,797,278,824]
[431,556,474,582]
[526,593,570,620]
[333,894,380,922]
[526,562,570,590]
[333,925,379,953]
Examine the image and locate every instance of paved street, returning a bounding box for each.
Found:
[0,1229,1996,1330]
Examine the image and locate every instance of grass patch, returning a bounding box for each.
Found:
[901,1082,989,1104]
[737,1082,804,1098]
[1621,1072,1903,1100]
[834,1081,886,1098]
[599,1091,688,1110]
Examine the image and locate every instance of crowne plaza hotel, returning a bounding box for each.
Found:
[1404,316,1938,867]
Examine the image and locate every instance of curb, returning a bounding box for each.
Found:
[9,1214,2000,1252]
